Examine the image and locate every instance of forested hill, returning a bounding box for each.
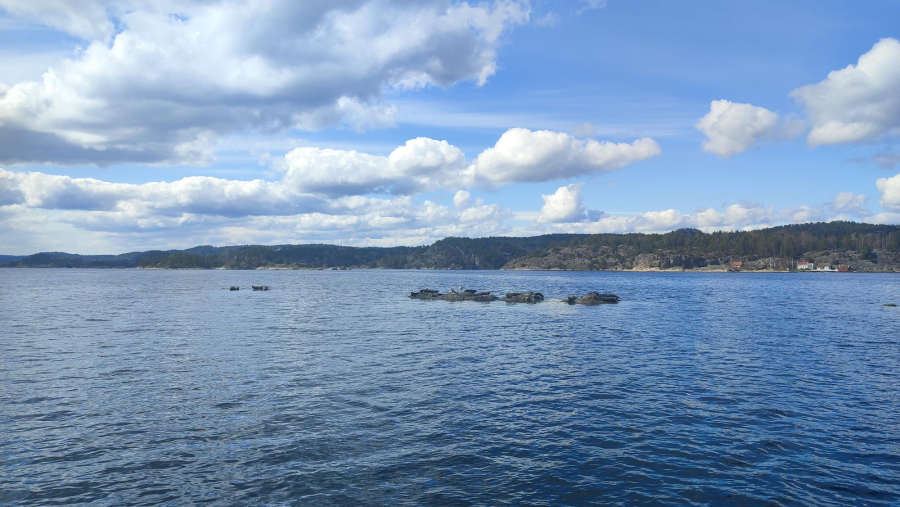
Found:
[3,222,900,271]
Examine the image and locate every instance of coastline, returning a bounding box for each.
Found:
[7,265,897,273]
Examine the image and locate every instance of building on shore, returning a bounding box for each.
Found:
[797,261,813,270]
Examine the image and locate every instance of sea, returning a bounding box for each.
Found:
[1,269,899,506]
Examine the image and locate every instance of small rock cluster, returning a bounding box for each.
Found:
[410,289,617,305]
[503,292,545,303]
[564,292,620,305]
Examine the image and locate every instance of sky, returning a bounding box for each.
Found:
[1,0,899,254]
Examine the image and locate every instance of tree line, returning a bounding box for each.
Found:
[3,221,898,270]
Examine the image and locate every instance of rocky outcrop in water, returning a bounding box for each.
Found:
[565,292,620,305]
[409,288,498,302]
[409,288,442,300]
[502,292,544,303]
[410,288,614,305]
[409,289,547,303]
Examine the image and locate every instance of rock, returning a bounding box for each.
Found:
[409,288,498,302]
[409,288,442,300]
[229,286,239,291]
[441,289,498,302]
[503,291,545,303]
[884,303,898,307]
[251,285,269,291]
[565,292,620,305]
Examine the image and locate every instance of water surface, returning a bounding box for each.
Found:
[2,269,899,505]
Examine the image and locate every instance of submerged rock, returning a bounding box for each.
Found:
[252,285,269,291]
[884,303,897,307]
[229,286,240,291]
[503,292,545,303]
[565,292,620,305]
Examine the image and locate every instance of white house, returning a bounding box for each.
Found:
[797,261,812,270]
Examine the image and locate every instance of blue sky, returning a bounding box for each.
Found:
[1,0,899,254]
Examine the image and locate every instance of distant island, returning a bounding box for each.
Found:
[3,221,899,272]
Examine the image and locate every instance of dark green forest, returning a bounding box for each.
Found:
[3,221,898,270]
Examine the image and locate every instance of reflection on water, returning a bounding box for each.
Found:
[1,269,899,505]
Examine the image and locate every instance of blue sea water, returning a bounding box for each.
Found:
[1,268,899,506]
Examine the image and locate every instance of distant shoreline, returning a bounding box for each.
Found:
[4,222,899,272]
[4,266,897,273]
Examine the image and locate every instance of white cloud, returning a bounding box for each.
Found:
[537,183,586,223]
[695,99,804,157]
[877,174,900,210]
[466,128,660,186]
[453,190,471,209]
[281,137,466,197]
[537,183,585,223]
[255,129,661,196]
[791,38,900,146]
[0,0,529,165]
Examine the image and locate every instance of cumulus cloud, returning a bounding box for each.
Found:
[253,129,661,196]
[537,183,586,223]
[0,0,529,165]
[466,128,660,186]
[281,138,466,197]
[791,38,900,146]
[453,190,472,209]
[877,174,900,210]
[695,99,804,157]
[1,126,662,221]
[0,168,325,217]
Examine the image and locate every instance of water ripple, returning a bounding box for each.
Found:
[1,269,899,505]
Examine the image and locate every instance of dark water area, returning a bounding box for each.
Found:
[1,269,899,506]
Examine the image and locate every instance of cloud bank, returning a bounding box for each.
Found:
[0,0,530,165]
[530,184,876,235]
